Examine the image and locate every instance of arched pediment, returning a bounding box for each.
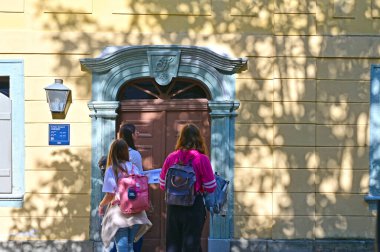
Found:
[80,45,247,101]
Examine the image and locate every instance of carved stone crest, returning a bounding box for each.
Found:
[147,50,181,86]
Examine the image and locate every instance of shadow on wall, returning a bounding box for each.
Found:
[2,0,379,247]
[234,64,372,238]
[1,148,91,250]
[233,1,375,241]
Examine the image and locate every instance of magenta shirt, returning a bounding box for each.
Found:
[159,149,216,193]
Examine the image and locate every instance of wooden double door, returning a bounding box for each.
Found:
[118,99,211,252]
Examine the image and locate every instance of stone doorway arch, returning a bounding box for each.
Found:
[80,45,247,251]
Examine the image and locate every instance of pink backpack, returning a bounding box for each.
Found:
[116,163,150,214]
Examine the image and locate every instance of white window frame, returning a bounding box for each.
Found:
[0,60,24,207]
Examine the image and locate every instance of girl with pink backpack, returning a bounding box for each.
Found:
[98,139,152,251]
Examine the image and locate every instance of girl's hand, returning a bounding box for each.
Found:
[98,205,105,216]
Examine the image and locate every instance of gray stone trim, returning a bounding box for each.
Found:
[88,101,119,119]
[209,100,240,117]
[80,45,248,244]
[87,100,119,242]
[80,45,247,74]
[81,46,247,101]
[208,101,240,241]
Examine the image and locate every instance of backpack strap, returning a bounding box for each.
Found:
[112,162,130,206]
[130,163,138,175]
[115,163,130,186]
[118,162,139,177]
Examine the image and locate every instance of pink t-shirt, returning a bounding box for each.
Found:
[159,149,216,193]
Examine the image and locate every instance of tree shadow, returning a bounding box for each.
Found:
[2,148,91,251]
[3,0,380,250]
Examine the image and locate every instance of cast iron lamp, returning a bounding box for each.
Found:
[44,79,71,113]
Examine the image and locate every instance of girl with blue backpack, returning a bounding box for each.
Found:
[159,124,217,252]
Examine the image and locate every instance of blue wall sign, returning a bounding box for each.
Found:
[49,124,70,145]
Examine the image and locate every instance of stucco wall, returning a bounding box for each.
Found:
[0,0,378,242]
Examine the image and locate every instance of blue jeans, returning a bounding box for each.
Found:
[109,237,143,252]
[113,226,137,252]
[133,237,143,252]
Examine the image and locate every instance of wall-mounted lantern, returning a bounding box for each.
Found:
[44,79,72,118]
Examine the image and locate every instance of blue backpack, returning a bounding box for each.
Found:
[203,172,229,216]
[165,161,196,206]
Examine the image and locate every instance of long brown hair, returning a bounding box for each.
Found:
[106,139,130,178]
[175,123,208,155]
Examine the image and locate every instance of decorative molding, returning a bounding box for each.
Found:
[87,101,119,119]
[147,50,181,86]
[80,45,247,74]
[209,100,240,117]
[82,46,248,101]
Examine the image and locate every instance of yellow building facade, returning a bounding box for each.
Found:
[0,0,378,251]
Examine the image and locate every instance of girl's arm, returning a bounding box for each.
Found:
[98,192,115,216]
[99,193,115,208]
[199,155,217,193]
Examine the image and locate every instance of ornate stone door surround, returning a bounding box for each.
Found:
[80,45,247,251]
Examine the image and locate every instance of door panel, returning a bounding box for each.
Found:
[118,112,166,250]
[119,99,210,252]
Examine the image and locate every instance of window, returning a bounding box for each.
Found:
[0,76,10,97]
[0,76,11,194]
[118,78,210,101]
[0,60,24,207]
